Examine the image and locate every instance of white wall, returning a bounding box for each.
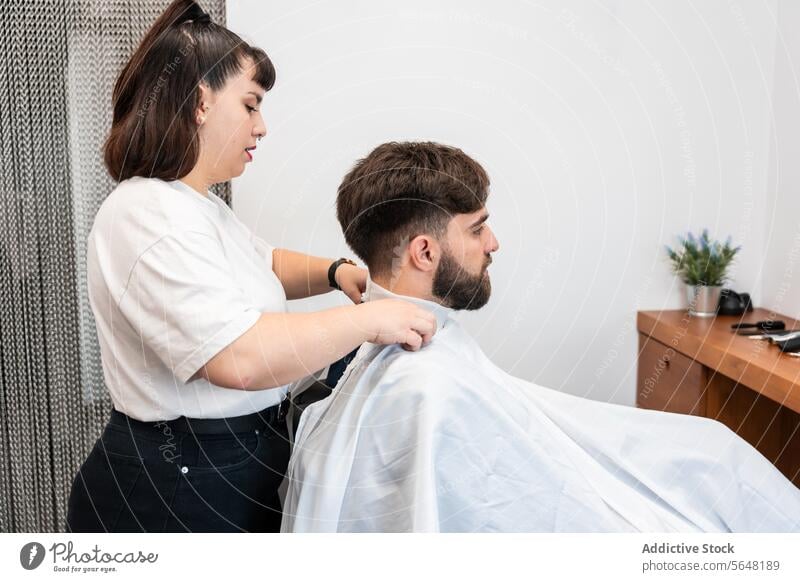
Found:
[763,0,800,319]
[228,0,784,405]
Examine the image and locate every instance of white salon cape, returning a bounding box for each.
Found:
[281,279,800,533]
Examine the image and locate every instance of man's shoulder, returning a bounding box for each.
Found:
[365,335,471,402]
[378,337,454,376]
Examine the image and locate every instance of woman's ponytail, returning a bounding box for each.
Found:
[110,1,209,118]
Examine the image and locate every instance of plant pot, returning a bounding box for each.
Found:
[685,284,722,317]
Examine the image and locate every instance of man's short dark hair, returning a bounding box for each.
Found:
[336,141,490,276]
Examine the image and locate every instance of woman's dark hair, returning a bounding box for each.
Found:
[104,0,275,182]
[336,141,490,276]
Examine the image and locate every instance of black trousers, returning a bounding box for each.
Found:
[66,404,290,532]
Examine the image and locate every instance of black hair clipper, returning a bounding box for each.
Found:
[775,335,800,353]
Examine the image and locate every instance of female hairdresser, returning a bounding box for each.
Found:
[66,0,436,533]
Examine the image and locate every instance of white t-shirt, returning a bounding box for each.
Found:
[87,176,289,421]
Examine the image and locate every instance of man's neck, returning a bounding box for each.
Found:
[364,276,453,330]
[370,271,438,303]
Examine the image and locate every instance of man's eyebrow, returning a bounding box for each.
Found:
[247,91,263,104]
[468,212,490,229]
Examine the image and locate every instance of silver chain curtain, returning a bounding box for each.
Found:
[1,0,230,532]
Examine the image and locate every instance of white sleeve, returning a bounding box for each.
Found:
[250,233,276,269]
[118,231,261,384]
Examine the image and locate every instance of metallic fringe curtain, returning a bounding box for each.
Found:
[0,0,229,532]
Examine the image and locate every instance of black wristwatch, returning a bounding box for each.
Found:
[328,258,356,290]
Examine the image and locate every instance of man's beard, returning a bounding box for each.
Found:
[432,249,492,310]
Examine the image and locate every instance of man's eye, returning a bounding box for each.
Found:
[245,105,257,113]
[473,226,485,235]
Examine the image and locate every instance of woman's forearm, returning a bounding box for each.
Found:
[272,248,335,299]
[241,305,371,389]
[191,299,436,391]
[197,304,371,390]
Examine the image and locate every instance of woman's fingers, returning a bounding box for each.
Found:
[345,288,363,304]
[413,313,437,345]
[337,265,368,304]
[363,299,439,348]
[401,330,423,352]
[401,312,437,351]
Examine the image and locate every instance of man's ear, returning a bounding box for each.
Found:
[407,235,440,273]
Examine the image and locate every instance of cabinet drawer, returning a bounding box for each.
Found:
[636,333,707,415]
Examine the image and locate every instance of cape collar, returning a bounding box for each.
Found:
[363,276,454,330]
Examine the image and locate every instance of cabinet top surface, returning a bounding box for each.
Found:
[638,308,800,410]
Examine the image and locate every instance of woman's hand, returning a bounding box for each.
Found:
[359,299,438,351]
[335,263,368,304]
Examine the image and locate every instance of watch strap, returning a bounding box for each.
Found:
[328,258,356,290]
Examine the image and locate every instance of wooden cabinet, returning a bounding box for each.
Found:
[637,334,707,416]
[637,309,800,487]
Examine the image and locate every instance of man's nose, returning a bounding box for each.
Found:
[487,228,500,253]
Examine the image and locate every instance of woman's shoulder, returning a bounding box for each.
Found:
[87,178,228,301]
[103,176,209,212]
[94,177,218,241]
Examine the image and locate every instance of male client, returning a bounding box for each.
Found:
[281,141,800,533]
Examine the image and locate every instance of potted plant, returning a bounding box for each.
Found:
[665,229,741,317]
